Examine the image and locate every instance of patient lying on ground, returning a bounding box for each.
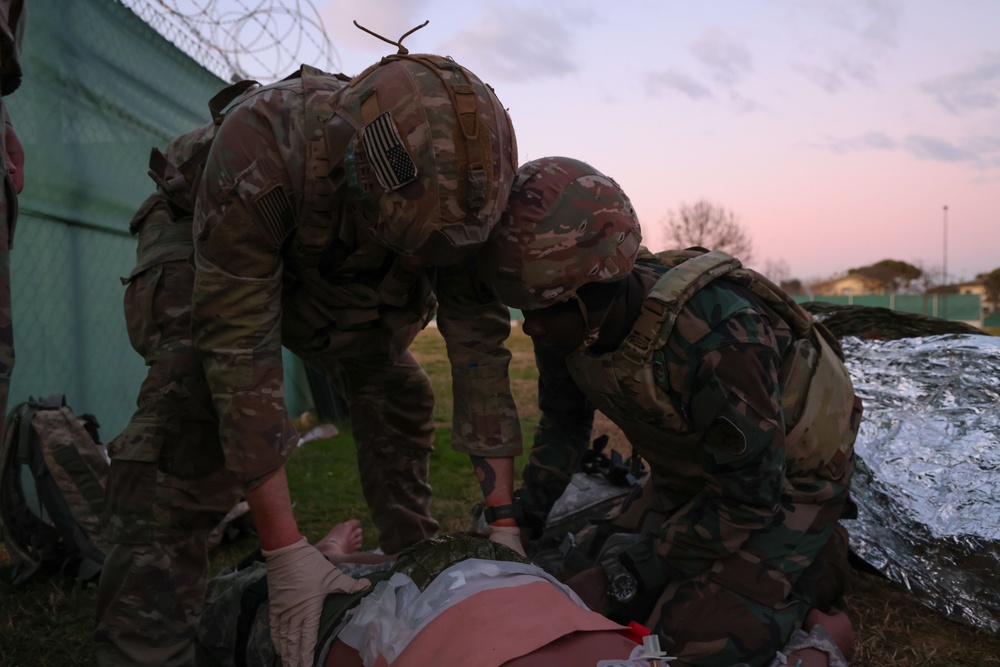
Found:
[198,521,853,667]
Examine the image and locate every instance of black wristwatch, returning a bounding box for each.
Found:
[483,502,524,524]
[608,568,638,603]
[601,557,638,603]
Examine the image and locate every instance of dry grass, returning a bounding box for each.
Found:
[846,569,1000,666]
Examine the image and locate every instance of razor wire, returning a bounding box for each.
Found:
[117,0,340,82]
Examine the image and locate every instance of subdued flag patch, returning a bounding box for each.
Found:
[362,111,418,191]
[253,185,295,246]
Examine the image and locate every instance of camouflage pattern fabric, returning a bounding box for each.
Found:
[197,559,273,667]
[531,262,860,667]
[0,0,25,461]
[481,156,641,311]
[329,348,439,551]
[516,343,596,533]
[191,64,521,494]
[336,54,518,266]
[100,54,521,663]
[189,74,442,551]
[94,197,244,667]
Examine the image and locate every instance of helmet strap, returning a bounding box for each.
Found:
[574,297,601,350]
[575,278,629,351]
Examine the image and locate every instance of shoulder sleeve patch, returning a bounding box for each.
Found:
[252,185,296,247]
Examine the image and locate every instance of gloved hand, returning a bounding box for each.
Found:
[488,525,526,557]
[262,537,371,666]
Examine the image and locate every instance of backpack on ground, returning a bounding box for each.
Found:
[0,394,109,585]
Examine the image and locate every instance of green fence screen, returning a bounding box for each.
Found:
[5,0,312,440]
[794,294,982,322]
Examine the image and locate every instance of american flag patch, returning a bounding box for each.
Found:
[253,186,294,246]
[362,111,418,191]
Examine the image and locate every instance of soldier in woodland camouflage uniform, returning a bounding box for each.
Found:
[0,0,25,449]
[479,157,862,667]
[189,54,521,667]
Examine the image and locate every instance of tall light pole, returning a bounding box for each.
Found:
[942,205,948,319]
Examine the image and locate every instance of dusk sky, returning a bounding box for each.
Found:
[210,0,1000,284]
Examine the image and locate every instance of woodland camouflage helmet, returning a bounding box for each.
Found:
[481,156,642,311]
[336,53,518,266]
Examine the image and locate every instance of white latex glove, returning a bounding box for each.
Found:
[488,525,526,557]
[262,537,371,667]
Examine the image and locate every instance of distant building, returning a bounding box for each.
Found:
[809,272,886,296]
[928,278,997,315]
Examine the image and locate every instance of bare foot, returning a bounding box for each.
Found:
[805,607,855,661]
[316,519,363,560]
[785,608,856,666]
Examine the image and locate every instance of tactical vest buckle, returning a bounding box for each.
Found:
[622,333,651,364]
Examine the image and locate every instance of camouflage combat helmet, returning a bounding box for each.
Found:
[481,156,642,310]
[336,54,518,266]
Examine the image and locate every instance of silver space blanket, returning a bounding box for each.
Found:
[841,333,1000,633]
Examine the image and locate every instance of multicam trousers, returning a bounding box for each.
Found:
[93,256,243,667]
[95,244,439,665]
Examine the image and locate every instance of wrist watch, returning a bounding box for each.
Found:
[483,502,524,524]
[608,567,638,603]
[601,555,638,603]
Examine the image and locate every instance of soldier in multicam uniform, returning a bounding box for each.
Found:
[0,0,25,450]
[92,121,253,667]
[479,156,862,667]
[187,54,522,666]
[96,56,520,664]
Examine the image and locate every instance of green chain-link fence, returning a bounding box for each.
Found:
[5,0,312,440]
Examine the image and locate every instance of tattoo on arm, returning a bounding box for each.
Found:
[471,456,497,496]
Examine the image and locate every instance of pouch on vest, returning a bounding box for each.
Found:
[782,325,859,481]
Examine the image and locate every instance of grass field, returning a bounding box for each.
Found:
[2,325,1000,665]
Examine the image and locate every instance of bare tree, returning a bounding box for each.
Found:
[760,258,791,284]
[780,278,806,295]
[911,262,944,294]
[661,200,754,263]
[754,258,804,294]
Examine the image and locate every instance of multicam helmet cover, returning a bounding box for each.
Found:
[337,54,518,266]
[481,156,642,311]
